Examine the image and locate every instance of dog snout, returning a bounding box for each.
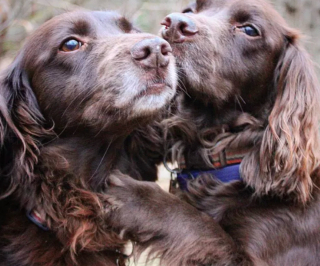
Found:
[161,13,198,43]
[131,38,172,69]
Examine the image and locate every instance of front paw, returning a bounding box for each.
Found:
[105,171,208,240]
[105,171,166,231]
[105,171,135,208]
[106,171,164,206]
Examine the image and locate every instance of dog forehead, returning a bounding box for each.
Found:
[201,0,281,19]
[52,11,125,36]
[27,11,125,45]
[197,0,287,30]
[89,11,129,34]
[199,0,267,8]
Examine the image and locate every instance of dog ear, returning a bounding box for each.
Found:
[255,31,320,203]
[0,53,53,198]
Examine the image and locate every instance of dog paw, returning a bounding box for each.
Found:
[105,171,167,230]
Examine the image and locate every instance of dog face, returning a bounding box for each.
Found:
[4,11,176,134]
[0,11,177,204]
[162,0,292,110]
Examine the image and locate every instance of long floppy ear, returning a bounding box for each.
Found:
[0,54,53,198]
[256,31,320,203]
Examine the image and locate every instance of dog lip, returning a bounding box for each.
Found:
[144,83,167,95]
[135,82,169,99]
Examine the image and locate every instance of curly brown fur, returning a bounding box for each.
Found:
[105,0,320,265]
[0,11,176,265]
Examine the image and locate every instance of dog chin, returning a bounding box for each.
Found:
[130,87,174,117]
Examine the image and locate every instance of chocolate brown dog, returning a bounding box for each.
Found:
[106,0,320,265]
[0,11,176,266]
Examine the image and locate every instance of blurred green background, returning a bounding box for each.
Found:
[0,0,320,73]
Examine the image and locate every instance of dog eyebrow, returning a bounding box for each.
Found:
[231,6,265,24]
[72,19,91,36]
[117,17,133,32]
[233,10,251,23]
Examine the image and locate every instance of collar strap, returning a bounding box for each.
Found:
[178,148,250,169]
[27,209,49,231]
[211,148,249,168]
[176,164,242,191]
[171,148,248,192]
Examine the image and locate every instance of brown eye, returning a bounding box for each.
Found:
[60,39,82,52]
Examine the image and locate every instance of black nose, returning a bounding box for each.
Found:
[161,13,198,43]
[131,37,172,69]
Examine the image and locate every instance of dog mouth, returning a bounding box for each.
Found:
[143,83,167,95]
[125,79,174,117]
[135,81,171,99]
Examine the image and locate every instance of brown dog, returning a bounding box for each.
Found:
[106,0,320,265]
[0,11,176,265]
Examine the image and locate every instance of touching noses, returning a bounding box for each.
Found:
[161,13,198,43]
[131,37,172,69]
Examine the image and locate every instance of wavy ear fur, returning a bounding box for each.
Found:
[244,32,320,204]
[0,55,53,198]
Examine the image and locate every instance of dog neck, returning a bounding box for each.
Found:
[167,92,264,170]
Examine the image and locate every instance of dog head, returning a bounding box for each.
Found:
[0,11,176,197]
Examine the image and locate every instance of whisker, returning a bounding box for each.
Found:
[90,136,114,180]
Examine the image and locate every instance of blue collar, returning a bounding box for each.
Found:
[176,164,242,190]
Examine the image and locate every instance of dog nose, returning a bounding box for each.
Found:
[161,13,198,43]
[131,38,172,68]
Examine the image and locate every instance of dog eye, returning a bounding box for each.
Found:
[60,39,82,52]
[238,25,260,37]
[182,8,194,14]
